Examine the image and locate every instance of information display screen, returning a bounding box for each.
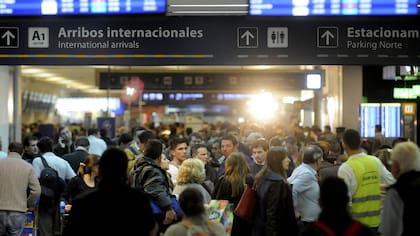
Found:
[249,0,419,16]
[0,0,166,16]
[381,103,401,138]
[360,103,381,138]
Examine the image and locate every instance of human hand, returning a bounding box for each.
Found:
[163,209,176,225]
[65,204,72,212]
[58,136,65,148]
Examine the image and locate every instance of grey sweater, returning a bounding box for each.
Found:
[0,153,41,212]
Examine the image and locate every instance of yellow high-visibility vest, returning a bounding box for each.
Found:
[346,155,381,227]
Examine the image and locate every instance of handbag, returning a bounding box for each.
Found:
[149,195,183,219]
[234,185,257,222]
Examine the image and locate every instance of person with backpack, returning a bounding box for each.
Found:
[302,177,375,236]
[164,187,227,236]
[32,136,75,236]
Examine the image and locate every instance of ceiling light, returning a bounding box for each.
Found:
[44,77,64,82]
[21,68,43,74]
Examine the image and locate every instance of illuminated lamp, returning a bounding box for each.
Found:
[393,88,416,99]
[120,77,144,104]
[305,73,322,89]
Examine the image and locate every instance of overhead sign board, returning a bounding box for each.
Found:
[0,16,419,65]
[98,72,306,91]
[0,0,166,16]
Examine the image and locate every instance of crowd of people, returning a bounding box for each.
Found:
[0,121,419,236]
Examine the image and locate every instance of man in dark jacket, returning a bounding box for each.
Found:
[62,137,90,173]
[64,148,157,236]
[132,139,178,233]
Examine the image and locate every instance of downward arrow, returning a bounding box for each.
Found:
[321,30,334,45]
[2,30,15,45]
[241,30,254,45]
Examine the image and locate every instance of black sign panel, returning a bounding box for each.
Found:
[98,72,306,91]
[0,16,419,65]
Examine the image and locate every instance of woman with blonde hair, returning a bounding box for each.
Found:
[213,152,253,236]
[173,158,211,203]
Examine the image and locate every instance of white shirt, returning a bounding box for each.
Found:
[338,152,395,203]
[168,163,179,185]
[88,135,107,156]
[32,152,76,180]
[288,163,321,222]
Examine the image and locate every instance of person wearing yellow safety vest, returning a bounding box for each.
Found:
[338,129,395,234]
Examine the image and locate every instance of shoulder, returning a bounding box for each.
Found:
[164,223,188,236]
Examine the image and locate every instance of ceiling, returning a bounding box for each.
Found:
[20,65,312,97]
[20,1,420,97]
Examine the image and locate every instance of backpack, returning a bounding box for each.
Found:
[180,219,216,236]
[39,156,65,199]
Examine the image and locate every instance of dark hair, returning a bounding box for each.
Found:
[221,134,238,146]
[191,143,208,157]
[179,188,205,217]
[255,147,288,187]
[99,148,128,183]
[320,177,349,209]
[99,128,108,137]
[131,126,146,138]
[375,124,382,132]
[118,133,133,145]
[169,137,188,151]
[75,137,90,148]
[37,136,54,153]
[269,136,283,147]
[23,135,38,147]
[343,129,361,150]
[265,147,288,178]
[226,125,240,135]
[8,142,23,154]
[144,139,163,160]
[87,128,98,136]
[252,139,269,151]
[137,130,154,144]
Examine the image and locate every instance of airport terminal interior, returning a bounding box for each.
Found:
[1,0,420,145]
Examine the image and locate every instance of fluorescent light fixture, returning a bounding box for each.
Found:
[306,73,322,89]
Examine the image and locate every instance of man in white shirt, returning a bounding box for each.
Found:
[338,129,394,232]
[288,145,323,228]
[32,137,76,236]
[168,137,188,185]
[87,128,107,156]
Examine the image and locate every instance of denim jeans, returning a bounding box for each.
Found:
[0,210,26,236]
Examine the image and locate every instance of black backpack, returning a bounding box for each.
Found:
[39,156,65,199]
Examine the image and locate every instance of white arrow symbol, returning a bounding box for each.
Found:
[321,30,334,45]
[2,30,15,45]
[241,30,254,45]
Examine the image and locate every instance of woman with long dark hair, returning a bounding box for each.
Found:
[252,147,298,236]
